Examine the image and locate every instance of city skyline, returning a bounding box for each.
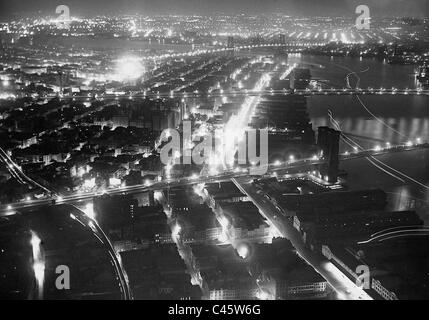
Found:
[0,0,428,19]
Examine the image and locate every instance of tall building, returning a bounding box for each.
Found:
[317,127,340,183]
[279,33,286,44]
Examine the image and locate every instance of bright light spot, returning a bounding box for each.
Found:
[218,230,229,243]
[406,141,413,147]
[6,205,12,210]
[289,155,295,161]
[31,233,41,248]
[219,216,230,229]
[256,289,271,300]
[84,203,95,220]
[26,196,31,201]
[88,221,96,231]
[109,177,121,186]
[374,145,381,151]
[154,191,163,201]
[336,292,347,300]
[172,224,181,240]
[30,230,44,296]
[274,160,281,166]
[33,262,45,283]
[83,178,96,189]
[209,168,219,176]
[115,56,145,82]
[237,243,250,259]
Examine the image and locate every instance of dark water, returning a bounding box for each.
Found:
[287,55,429,222]
[289,55,429,148]
[341,149,429,223]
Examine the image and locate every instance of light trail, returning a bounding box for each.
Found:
[330,111,429,190]
[30,231,45,299]
[330,112,405,182]
[358,228,429,244]
[0,146,52,194]
[0,146,133,299]
[328,62,428,187]
[370,225,427,238]
[355,95,408,139]
[379,233,429,242]
[330,119,406,183]
[279,64,297,80]
[340,64,429,190]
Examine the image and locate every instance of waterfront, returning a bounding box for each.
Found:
[300,55,428,148]
[296,55,429,223]
[341,149,429,224]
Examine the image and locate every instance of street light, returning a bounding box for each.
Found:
[237,243,250,259]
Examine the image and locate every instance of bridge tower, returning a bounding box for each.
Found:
[317,126,340,183]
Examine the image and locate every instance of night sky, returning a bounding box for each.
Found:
[0,0,428,19]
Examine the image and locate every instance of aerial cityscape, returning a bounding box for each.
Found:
[0,0,428,303]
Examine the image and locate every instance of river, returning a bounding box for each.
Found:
[288,55,429,223]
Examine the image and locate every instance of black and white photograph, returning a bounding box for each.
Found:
[0,0,428,306]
